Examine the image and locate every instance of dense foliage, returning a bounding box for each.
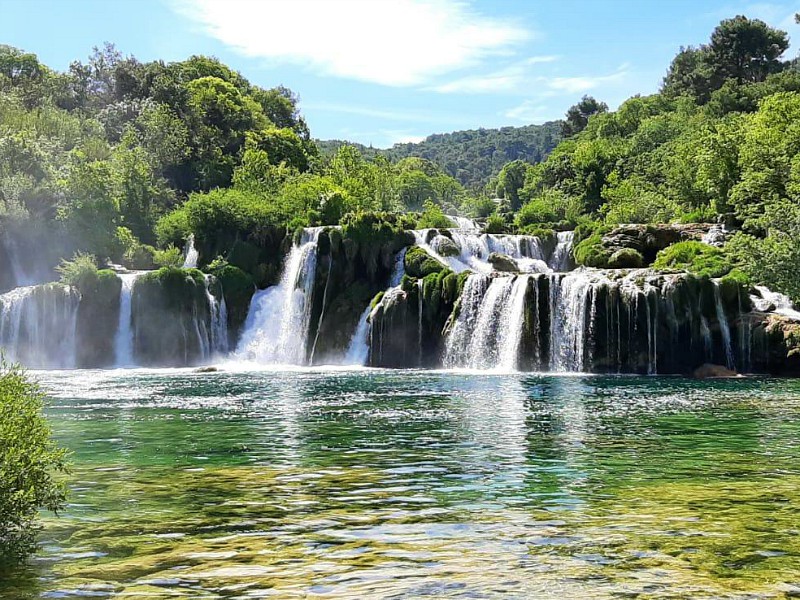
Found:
[0,362,68,565]
[500,15,800,301]
[318,121,562,190]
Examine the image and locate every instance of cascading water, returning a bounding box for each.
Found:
[549,231,575,272]
[712,282,735,369]
[0,284,80,368]
[182,234,199,269]
[343,306,372,366]
[237,228,323,364]
[415,230,552,274]
[205,280,228,357]
[114,273,141,367]
[752,286,800,320]
[549,271,599,372]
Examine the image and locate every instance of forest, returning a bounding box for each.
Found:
[1,14,800,302]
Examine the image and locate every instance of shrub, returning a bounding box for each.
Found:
[152,245,184,268]
[0,362,68,565]
[483,214,506,234]
[56,252,99,287]
[652,241,733,278]
[417,200,455,229]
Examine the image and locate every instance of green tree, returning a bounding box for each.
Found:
[562,95,608,137]
[495,160,528,210]
[0,362,68,566]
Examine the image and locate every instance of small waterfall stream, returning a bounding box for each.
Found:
[237,228,323,364]
[0,284,80,368]
[114,273,141,367]
[344,306,372,366]
[182,234,199,269]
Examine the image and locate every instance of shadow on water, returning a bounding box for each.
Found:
[2,368,800,598]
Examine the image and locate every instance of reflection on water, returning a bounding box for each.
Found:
[3,369,800,598]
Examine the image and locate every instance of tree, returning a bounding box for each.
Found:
[562,95,608,137]
[0,362,68,565]
[495,160,528,210]
[708,16,788,85]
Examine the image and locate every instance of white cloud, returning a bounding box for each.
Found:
[173,0,529,86]
[503,100,554,122]
[431,55,558,94]
[546,67,628,94]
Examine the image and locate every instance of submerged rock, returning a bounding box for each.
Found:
[693,363,740,379]
[195,366,220,373]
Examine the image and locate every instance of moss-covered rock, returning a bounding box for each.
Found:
[431,235,460,257]
[75,269,122,368]
[488,252,519,272]
[211,265,255,340]
[131,268,211,366]
[405,246,447,278]
[608,248,644,269]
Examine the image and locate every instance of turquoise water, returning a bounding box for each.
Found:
[3,368,800,598]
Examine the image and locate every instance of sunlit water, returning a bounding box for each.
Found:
[4,368,800,598]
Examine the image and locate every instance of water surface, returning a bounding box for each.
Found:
[4,368,800,598]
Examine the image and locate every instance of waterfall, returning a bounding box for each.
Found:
[548,231,575,272]
[182,234,199,269]
[417,279,424,365]
[497,275,531,370]
[549,271,597,372]
[444,274,490,367]
[450,216,480,231]
[713,282,735,370]
[415,230,553,275]
[0,284,80,368]
[205,279,228,357]
[701,224,728,247]
[752,286,800,320]
[236,228,322,364]
[114,273,141,367]
[344,305,372,366]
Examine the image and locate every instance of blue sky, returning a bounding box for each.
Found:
[2,0,799,147]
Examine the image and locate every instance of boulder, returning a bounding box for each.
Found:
[693,363,739,379]
[431,235,461,257]
[488,252,519,272]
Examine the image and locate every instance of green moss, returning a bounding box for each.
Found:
[405,246,447,278]
[574,232,611,268]
[653,241,733,278]
[370,290,385,310]
[608,247,643,269]
[227,240,261,274]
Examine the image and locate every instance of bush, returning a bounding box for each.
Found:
[56,252,99,287]
[515,198,558,227]
[152,245,184,268]
[483,214,506,234]
[0,362,68,565]
[652,241,733,277]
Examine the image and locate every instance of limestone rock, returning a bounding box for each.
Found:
[488,252,519,272]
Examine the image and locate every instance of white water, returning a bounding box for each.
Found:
[701,224,728,247]
[549,272,601,372]
[413,230,553,275]
[206,280,229,357]
[549,231,575,272]
[0,284,80,368]
[497,275,532,370]
[114,273,142,367]
[712,283,735,370]
[752,285,800,321]
[343,305,372,366]
[182,234,199,269]
[450,216,480,231]
[237,228,323,364]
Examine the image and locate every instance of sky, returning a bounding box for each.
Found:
[1,0,799,148]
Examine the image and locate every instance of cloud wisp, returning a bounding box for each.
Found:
[431,55,559,94]
[173,0,529,87]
